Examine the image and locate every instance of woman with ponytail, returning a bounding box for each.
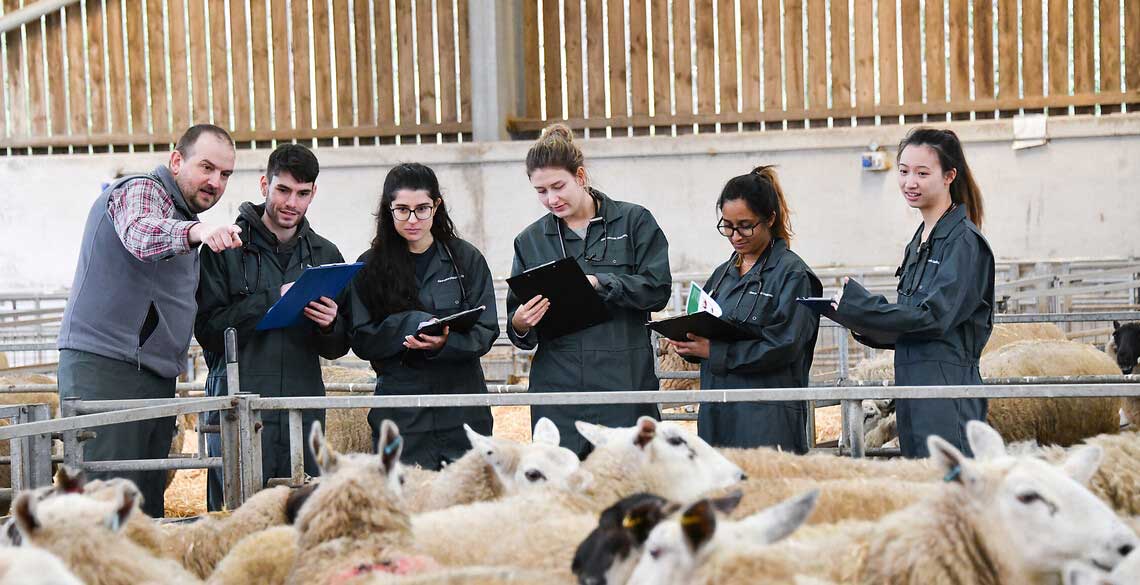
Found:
[833,127,995,459]
[507,124,672,457]
[344,163,498,469]
[666,166,822,452]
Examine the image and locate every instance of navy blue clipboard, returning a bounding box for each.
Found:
[255,262,364,331]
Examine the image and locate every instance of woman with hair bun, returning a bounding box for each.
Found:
[833,127,995,459]
[507,124,672,457]
[666,165,822,452]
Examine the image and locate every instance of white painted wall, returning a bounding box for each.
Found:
[2,114,1138,291]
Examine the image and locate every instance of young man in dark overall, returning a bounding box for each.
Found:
[57,125,243,517]
[195,144,350,510]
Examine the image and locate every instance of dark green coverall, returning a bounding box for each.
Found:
[343,238,497,470]
[195,202,351,510]
[695,238,822,453]
[507,190,672,457]
[836,204,995,458]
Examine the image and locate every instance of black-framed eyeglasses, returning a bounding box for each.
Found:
[717,219,756,238]
[391,203,436,221]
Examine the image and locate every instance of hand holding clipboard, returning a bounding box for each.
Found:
[506,258,611,340]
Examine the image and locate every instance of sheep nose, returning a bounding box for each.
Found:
[738,471,749,482]
[1123,366,1134,375]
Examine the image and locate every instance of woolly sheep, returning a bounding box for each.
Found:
[404,418,585,513]
[1033,431,1140,516]
[0,545,84,585]
[863,339,1126,448]
[12,480,201,585]
[717,476,938,524]
[205,525,298,585]
[408,417,746,573]
[576,476,935,585]
[322,365,377,454]
[720,445,939,483]
[285,417,588,518]
[626,489,820,585]
[159,484,295,578]
[1106,321,1140,428]
[286,419,418,585]
[636,421,1140,585]
[848,322,1068,383]
[656,339,699,391]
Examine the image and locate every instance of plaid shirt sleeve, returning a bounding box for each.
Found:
[106,178,200,262]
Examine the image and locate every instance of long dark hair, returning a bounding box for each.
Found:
[897,127,984,229]
[717,165,794,244]
[356,163,458,317]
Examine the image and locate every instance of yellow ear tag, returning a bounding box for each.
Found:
[622,514,643,529]
[679,513,702,527]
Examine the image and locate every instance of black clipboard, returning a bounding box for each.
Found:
[796,297,900,347]
[506,257,611,340]
[646,311,752,342]
[416,305,487,337]
[255,262,364,331]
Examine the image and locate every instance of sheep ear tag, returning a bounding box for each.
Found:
[943,465,962,483]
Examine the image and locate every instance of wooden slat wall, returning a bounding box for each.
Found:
[511,0,1140,135]
[4,0,1140,151]
[1,0,472,152]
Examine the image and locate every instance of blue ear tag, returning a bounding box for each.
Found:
[383,435,403,456]
[943,465,962,483]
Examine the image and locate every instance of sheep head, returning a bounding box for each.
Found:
[297,420,412,547]
[13,480,139,547]
[929,420,1139,579]
[463,417,583,494]
[572,493,678,585]
[626,489,818,585]
[308,419,406,497]
[577,416,746,502]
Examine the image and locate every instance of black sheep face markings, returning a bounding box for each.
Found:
[1111,322,1140,375]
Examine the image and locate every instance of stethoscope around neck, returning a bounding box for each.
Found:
[440,241,469,309]
[707,241,774,320]
[237,233,316,297]
[553,192,609,263]
[896,203,957,297]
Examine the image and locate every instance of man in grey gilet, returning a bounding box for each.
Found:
[57,125,243,517]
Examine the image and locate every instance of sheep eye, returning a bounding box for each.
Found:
[524,469,547,482]
[399,475,406,486]
[649,547,664,560]
[666,436,686,447]
[1016,492,1040,505]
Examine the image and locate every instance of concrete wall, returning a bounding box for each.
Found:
[2,114,1139,291]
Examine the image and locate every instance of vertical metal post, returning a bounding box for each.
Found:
[9,408,28,492]
[235,394,262,501]
[27,403,52,487]
[288,409,305,486]
[61,397,83,471]
[842,399,866,458]
[221,328,242,509]
[837,328,850,380]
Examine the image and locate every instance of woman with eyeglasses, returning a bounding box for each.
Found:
[344,162,498,469]
[507,124,672,458]
[832,128,994,459]
[665,166,822,452]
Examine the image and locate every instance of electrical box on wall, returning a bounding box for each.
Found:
[861,150,889,172]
